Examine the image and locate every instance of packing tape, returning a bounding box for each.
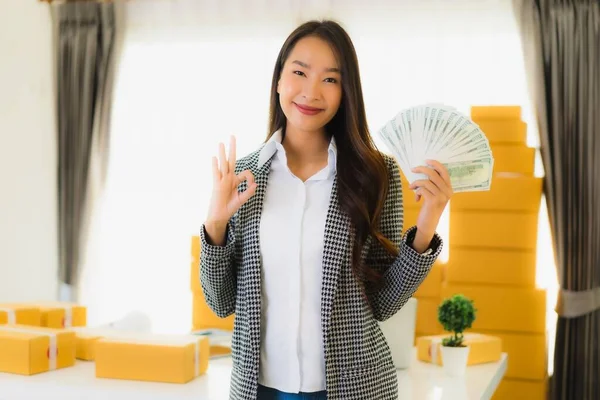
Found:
[0,308,16,324]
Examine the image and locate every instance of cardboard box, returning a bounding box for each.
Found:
[445,247,537,288]
[70,327,120,361]
[95,334,210,384]
[441,284,547,334]
[403,208,420,233]
[0,305,41,326]
[417,333,502,366]
[191,235,200,260]
[473,120,527,145]
[493,378,547,400]
[415,297,443,336]
[450,211,539,251]
[75,333,101,361]
[491,145,536,176]
[40,303,87,328]
[191,235,201,292]
[450,174,542,213]
[191,260,201,293]
[14,302,87,329]
[208,345,231,357]
[401,176,421,210]
[0,324,76,375]
[479,330,547,380]
[415,262,445,298]
[192,291,234,332]
[471,105,522,120]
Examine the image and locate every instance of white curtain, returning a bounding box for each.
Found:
[79,0,555,360]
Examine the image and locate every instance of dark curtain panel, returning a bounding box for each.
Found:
[512,0,600,399]
[53,2,116,295]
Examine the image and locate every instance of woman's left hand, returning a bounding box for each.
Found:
[409,160,453,253]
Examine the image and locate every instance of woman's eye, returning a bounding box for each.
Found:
[324,77,337,83]
[293,70,305,76]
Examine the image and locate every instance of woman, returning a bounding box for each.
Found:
[200,19,451,400]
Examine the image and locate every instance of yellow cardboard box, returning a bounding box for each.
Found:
[471,105,522,120]
[417,333,502,366]
[493,378,547,400]
[450,174,542,213]
[15,302,87,329]
[75,333,101,361]
[401,176,421,210]
[450,211,539,251]
[415,262,445,298]
[445,247,537,288]
[0,324,76,375]
[0,305,41,326]
[403,208,420,233]
[70,327,119,361]
[192,291,234,332]
[208,344,231,357]
[95,334,210,384]
[191,235,201,292]
[491,145,536,175]
[415,297,443,336]
[473,120,527,145]
[191,235,200,260]
[441,284,546,334]
[479,330,547,380]
[191,260,201,293]
[41,303,86,328]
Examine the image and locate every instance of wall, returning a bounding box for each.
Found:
[0,0,58,302]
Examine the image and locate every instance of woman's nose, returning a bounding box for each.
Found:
[302,78,320,101]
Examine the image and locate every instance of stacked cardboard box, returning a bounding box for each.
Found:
[444,105,547,400]
[0,303,86,329]
[0,297,211,383]
[471,106,535,177]
[401,175,446,339]
[190,235,234,357]
[0,306,41,326]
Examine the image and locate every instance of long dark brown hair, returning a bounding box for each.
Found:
[266,20,399,292]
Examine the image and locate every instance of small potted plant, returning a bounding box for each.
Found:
[437,294,477,377]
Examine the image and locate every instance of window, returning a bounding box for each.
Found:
[79,0,557,374]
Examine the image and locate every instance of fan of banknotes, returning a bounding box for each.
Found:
[377,103,494,193]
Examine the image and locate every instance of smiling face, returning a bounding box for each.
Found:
[276,36,343,135]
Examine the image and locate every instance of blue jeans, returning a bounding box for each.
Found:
[257,384,327,400]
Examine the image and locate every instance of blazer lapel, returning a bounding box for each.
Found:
[243,151,273,354]
[320,177,351,346]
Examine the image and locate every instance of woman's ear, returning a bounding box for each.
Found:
[277,79,281,94]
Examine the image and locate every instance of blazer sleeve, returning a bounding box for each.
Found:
[199,216,237,318]
[365,155,443,322]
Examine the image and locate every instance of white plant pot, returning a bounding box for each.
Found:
[440,345,470,377]
[378,297,417,369]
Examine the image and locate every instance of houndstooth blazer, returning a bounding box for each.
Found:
[200,145,442,400]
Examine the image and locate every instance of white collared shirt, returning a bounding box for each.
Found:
[257,129,336,393]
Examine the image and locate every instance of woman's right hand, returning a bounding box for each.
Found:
[205,136,257,230]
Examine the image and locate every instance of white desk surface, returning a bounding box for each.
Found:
[0,351,507,400]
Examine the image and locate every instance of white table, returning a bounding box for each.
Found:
[0,351,507,400]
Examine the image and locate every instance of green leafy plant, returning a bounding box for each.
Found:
[437,294,477,347]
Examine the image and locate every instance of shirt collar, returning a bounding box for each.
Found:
[258,128,337,174]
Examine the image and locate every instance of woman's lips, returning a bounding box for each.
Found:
[294,102,323,116]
